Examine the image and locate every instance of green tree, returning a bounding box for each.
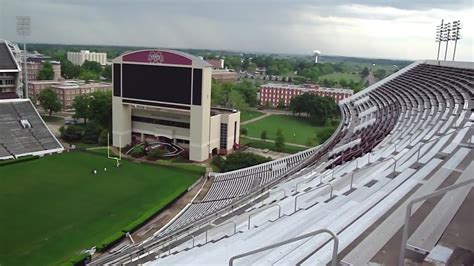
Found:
[89,90,112,129]
[38,88,62,116]
[240,128,248,135]
[374,69,387,80]
[247,62,257,72]
[228,90,249,111]
[79,70,98,82]
[98,129,110,145]
[211,80,224,106]
[277,99,286,109]
[339,78,348,88]
[72,94,91,124]
[61,59,80,79]
[82,121,103,144]
[60,125,83,141]
[81,60,103,75]
[220,152,271,172]
[38,61,54,80]
[275,128,285,149]
[233,81,258,107]
[102,65,112,81]
[260,130,267,141]
[361,67,370,78]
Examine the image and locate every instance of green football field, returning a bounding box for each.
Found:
[242,114,331,145]
[0,149,203,266]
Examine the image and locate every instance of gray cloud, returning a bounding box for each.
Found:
[0,0,472,60]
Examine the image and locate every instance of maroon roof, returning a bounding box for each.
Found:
[0,92,19,99]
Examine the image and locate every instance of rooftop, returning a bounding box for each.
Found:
[29,80,111,89]
[262,83,353,94]
[0,41,19,71]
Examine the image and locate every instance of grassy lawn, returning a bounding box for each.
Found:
[319,72,362,83]
[0,149,203,266]
[240,109,265,122]
[66,141,103,149]
[240,137,307,154]
[243,114,328,146]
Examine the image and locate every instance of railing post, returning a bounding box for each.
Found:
[398,178,474,266]
[229,228,339,266]
[248,204,281,229]
[350,171,355,190]
[294,183,333,212]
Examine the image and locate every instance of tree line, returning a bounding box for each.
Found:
[289,93,339,125]
[211,80,259,111]
[60,90,113,145]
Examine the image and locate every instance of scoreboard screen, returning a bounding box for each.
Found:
[122,64,193,105]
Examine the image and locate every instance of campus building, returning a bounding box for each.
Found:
[28,80,112,109]
[26,60,61,81]
[259,83,353,106]
[211,69,237,83]
[67,50,107,66]
[112,49,240,162]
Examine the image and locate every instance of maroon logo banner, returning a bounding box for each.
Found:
[123,50,192,65]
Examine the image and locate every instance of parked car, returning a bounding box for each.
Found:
[64,119,78,125]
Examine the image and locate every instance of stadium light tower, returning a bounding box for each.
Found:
[442,21,451,61]
[450,20,462,61]
[435,19,445,61]
[16,16,31,98]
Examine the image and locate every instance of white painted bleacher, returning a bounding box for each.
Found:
[92,61,473,265]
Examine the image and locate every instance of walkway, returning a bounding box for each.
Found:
[241,113,271,125]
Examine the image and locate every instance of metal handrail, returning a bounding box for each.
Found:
[228,228,339,266]
[295,183,333,212]
[248,204,281,230]
[207,220,237,243]
[398,178,474,266]
[414,125,472,165]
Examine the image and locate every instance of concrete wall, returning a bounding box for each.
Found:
[189,67,212,161]
[221,111,240,150]
[112,96,131,147]
[209,114,221,153]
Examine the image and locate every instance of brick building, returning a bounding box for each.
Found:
[27,60,61,81]
[259,83,353,107]
[28,80,111,110]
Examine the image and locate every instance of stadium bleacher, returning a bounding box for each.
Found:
[0,99,63,160]
[91,60,473,265]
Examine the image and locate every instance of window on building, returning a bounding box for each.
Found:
[220,123,228,149]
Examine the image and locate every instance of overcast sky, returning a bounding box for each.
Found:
[1,0,473,61]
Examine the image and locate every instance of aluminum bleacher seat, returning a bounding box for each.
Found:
[90,61,473,266]
[0,99,63,160]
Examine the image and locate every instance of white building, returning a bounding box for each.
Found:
[112,49,240,162]
[67,50,107,66]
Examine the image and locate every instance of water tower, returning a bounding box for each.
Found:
[313,50,321,63]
